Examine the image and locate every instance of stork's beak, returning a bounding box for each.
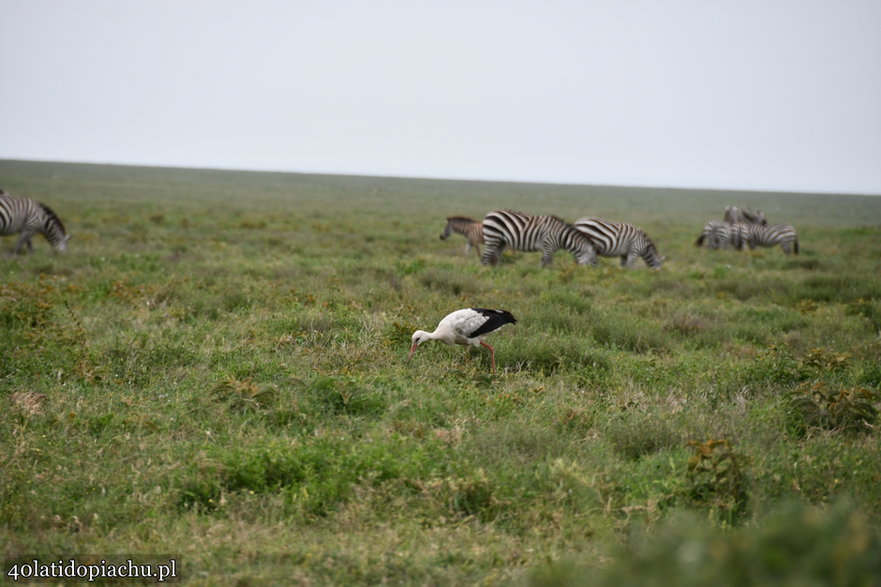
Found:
[408,342,418,358]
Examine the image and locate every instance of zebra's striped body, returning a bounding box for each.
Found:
[440,216,484,256]
[724,205,767,225]
[480,209,597,267]
[573,217,663,269]
[0,190,70,254]
[695,220,735,250]
[732,222,799,254]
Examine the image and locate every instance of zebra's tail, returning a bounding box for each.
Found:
[794,236,799,255]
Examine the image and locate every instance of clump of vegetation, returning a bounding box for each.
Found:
[801,347,851,373]
[413,469,501,523]
[745,344,805,385]
[560,499,881,586]
[846,297,881,331]
[787,382,879,437]
[685,439,749,525]
[743,345,857,389]
[212,378,277,412]
[603,410,680,460]
[179,436,444,518]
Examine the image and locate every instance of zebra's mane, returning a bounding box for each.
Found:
[446,216,477,223]
[545,214,573,226]
[39,202,67,234]
[494,209,573,227]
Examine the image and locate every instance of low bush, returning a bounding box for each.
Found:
[568,499,881,587]
[787,382,879,437]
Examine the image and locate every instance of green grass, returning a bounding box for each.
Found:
[2,160,881,584]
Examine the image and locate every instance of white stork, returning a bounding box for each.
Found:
[408,308,517,374]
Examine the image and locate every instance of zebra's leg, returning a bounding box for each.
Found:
[733,236,744,251]
[15,230,35,254]
[623,252,637,269]
[541,244,555,267]
[464,242,472,255]
[481,243,502,265]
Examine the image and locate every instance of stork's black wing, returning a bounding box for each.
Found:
[468,308,517,337]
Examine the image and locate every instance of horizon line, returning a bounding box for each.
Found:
[2,156,879,198]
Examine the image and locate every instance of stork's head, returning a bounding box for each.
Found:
[409,330,432,358]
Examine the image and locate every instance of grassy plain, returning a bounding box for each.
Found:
[2,159,881,585]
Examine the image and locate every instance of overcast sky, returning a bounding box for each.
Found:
[2,0,880,194]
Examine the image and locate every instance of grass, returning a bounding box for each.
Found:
[2,159,881,584]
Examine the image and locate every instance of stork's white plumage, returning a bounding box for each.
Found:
[409,308,517,374]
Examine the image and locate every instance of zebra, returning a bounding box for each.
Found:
[480,209,597,267]
[695,220,735,250]
[723,205,767,225]
[0,190,71,254]
[573,216,663,269]
[440,216,484,256]
[731,222,799,255]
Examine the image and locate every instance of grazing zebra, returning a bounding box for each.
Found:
[731,222,799,254]
[440,216,484,256]
[0,190,71,254]
[723,205,767,225]
[573,216,663,269]
[695,220,735,250]
[480,209,597,267]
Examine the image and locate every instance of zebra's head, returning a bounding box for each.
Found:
[572,235,598,267]
[52,233,72,252]
[39,203,70,252]
[643,239,663,269]
[440,223,452,240]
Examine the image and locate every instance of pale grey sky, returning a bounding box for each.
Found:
[2,0,880,194]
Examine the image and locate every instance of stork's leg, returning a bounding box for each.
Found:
[480,341,496,374]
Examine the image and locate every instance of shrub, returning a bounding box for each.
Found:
[685,439,749,525]
[801,348,851,373]
[574,499,881,587]
[743,345,805,386]
[787,382,879,437]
